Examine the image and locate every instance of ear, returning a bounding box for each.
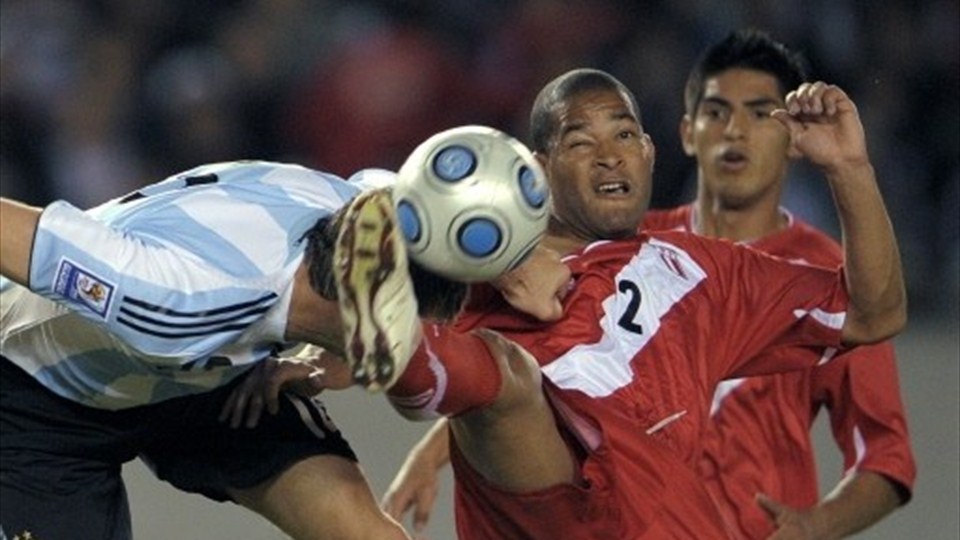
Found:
[680,115,696,157]
[643,132,656,169]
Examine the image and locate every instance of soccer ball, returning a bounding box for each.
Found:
[393,125,550,283]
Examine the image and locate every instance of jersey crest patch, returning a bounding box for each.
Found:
[54,258,116,318]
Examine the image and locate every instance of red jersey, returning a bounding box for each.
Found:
[445,230,850,539]
[644,205,916,539]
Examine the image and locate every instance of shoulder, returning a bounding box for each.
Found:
[753,214,842,265]
[642,205,692,233]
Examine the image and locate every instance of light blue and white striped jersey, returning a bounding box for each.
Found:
[0,161,394,409]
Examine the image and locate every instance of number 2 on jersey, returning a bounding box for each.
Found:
[617,279,644,334]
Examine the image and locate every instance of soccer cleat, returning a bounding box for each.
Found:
[334,190,421,392]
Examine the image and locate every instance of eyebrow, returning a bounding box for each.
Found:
[702,96,782,108]
[558,110,639,140]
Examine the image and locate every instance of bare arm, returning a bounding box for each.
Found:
[758,471,903,540]
[772,83,906,344]
[0,198,42,286]
[818,472,904,537]
[381,418,451,535]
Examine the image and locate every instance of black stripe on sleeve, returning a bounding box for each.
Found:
[121,293,277,318]
[118,303,273,329]
[117,317,254,339]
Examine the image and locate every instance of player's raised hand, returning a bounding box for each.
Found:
[771,82,869,174]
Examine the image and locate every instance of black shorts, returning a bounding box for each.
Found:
[0,356,356,540]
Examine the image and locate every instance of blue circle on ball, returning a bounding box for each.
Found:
[518,166,546,208]
[397,200,422,243]
[458,218,502,257]
[433,145,477,182]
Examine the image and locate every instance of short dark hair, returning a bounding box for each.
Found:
[684,29,809,115]
[529,68,641,153]
[302,201,468,322]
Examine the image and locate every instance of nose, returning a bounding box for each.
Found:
[723,110,747,139]
[595,138,623,168]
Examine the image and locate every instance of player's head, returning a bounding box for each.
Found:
[302,201,468,322]
[529,68,654,243]
[681,30,810,210]
[683,29,808,117]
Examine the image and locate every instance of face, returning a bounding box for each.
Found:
[538,88,654,242]
[682,68,796,209]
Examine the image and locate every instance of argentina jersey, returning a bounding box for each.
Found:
[0,161,374,409]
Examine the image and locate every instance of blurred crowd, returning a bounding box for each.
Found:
[1,0,957,314]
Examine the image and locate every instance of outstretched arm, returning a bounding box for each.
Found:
[772,83,906,344]
[0,198,42,285]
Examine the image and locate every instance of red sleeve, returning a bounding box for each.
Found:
[811,341,917,501]
[678,234,850,382]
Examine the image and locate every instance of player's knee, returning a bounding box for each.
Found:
[231,455,410,540]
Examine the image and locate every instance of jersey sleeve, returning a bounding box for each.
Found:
[28,201,285,358]
[692,236,850,381]
[812,341,917,502]
[346,168,398,191]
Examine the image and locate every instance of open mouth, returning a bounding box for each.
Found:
[720,149,748,165]
[595,180,631,195]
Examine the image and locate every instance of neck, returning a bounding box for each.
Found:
[285,263,345,355]
[541,233,590,256]
[693,192,787,243]
[543,217,592,255]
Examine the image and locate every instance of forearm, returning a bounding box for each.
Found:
[414,418,451,468]
[813,471,904,539]
[0,198,42,286]
[829,162,907,344]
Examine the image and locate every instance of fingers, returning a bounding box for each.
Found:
[412,491,435,532]
[218,356,346,431]
[286,367,329,397]
[219,364,263,429]
[218,383,239,424]
[770,108,795,127]
[381,489,412,522]
[784,82,851,118]
[381,485,436,535]
[263,360,290,415]
[218,357,317,430]
[238,362,269,429]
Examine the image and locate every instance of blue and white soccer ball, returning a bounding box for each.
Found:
[393,125,550,283]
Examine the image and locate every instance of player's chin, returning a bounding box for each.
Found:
[592,206,644,236]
